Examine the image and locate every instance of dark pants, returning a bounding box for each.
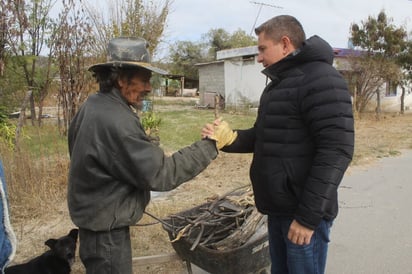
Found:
[79,227,132,274]
[268,216,332,274]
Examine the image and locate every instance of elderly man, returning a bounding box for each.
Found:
[67,37,229,274]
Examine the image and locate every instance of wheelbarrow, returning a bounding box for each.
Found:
[161,189,271,274]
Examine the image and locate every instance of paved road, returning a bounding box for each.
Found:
[327,150,412,274]
[186,150,412,274]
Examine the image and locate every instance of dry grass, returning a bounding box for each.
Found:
[2,108,412,273]
[352,112,412,165]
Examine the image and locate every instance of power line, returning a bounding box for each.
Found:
[250,1,284,35]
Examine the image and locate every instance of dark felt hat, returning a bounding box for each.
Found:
[88,37,167,75]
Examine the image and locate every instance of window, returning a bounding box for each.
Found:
[385,81,397,97]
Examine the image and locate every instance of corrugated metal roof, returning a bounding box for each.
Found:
[214,45,362,60]
[216,46,258,60]
[196,46,364,69]
[195,60,224,67]
[333,48,363,57]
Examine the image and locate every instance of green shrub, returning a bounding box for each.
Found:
[0,107,16,150]
[141,111,162,136]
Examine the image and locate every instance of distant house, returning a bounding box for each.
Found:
[161,74,199,97]
[196,46,264,109]
[196,46,412,112]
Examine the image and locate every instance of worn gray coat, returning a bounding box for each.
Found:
[68,88,217,231]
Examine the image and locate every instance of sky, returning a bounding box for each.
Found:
[52,0,412,59]
[156,0,412,56]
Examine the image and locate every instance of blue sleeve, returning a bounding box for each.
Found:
[0,160,16,270]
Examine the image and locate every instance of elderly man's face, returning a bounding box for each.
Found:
[118,70,152,108]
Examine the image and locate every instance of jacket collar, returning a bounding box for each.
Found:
[100,87,138,113]
[261,35,334,80]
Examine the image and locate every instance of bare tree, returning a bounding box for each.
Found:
[0,0,9,77]
[5,0,55,126]
[84,0,172,60]
[348,55,401,117]
[51,0,95,135]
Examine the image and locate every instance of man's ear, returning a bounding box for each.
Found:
[117,78,125,89]
[280,36,295,56]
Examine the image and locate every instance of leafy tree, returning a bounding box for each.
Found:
[204,28,231,58]
[168,41,205,80]
[229,28,258,47]
[396,39,412,114]
[169,28,256,80]
[203,28,256,59]
[350,10,408,116]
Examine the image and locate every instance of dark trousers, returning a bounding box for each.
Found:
[268,216,332,274]
[79,227,132,274]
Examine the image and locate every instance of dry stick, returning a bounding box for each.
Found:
[212,208,264,251]
[161,186,254,250]
[214,95,219,119]
[190,223,205,251]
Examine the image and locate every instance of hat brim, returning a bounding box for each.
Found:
[88,61,168,75]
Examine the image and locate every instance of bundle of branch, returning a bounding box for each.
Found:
[165,189,265,251]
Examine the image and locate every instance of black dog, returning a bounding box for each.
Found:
[5,228,78,274]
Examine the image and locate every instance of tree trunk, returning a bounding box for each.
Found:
[375,89,381,120]
[15,90,32,149]
[352,85,358,118]
[400,86,405,114]
[29,92,36,126]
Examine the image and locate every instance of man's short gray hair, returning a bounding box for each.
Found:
[255,15,306,48]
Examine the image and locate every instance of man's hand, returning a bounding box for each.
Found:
[201,118,237,149]
[288,219,314,245]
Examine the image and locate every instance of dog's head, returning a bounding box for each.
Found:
[45,229,79,266]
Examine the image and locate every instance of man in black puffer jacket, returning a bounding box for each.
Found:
[203,15,354,274]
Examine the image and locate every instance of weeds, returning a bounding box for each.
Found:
[3,109,412,219]
[2,101,412,272]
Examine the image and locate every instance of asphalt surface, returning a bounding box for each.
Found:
[186,150,412,274]
[327,150,412,274]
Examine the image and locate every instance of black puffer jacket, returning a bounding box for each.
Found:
[224,36,354,230]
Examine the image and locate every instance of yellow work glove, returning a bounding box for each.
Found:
[209,120,238,149]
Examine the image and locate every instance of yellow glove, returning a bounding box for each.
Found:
[209,121,238,149]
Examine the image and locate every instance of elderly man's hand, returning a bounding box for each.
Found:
[202,118,237,149]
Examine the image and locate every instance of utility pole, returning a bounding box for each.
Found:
[250,1,284,35]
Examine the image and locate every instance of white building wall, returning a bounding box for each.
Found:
[365,85,412,112]
[224,57,267,107]
[197,62,225,106]
[198,46,412,112]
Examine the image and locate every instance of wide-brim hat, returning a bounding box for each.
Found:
[88,37,168,75]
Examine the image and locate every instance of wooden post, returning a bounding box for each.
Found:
[180,76,184,97]
[214,95,219,119]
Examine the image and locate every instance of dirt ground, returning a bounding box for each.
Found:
[8,97,412,273]
[9,147,253,274]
